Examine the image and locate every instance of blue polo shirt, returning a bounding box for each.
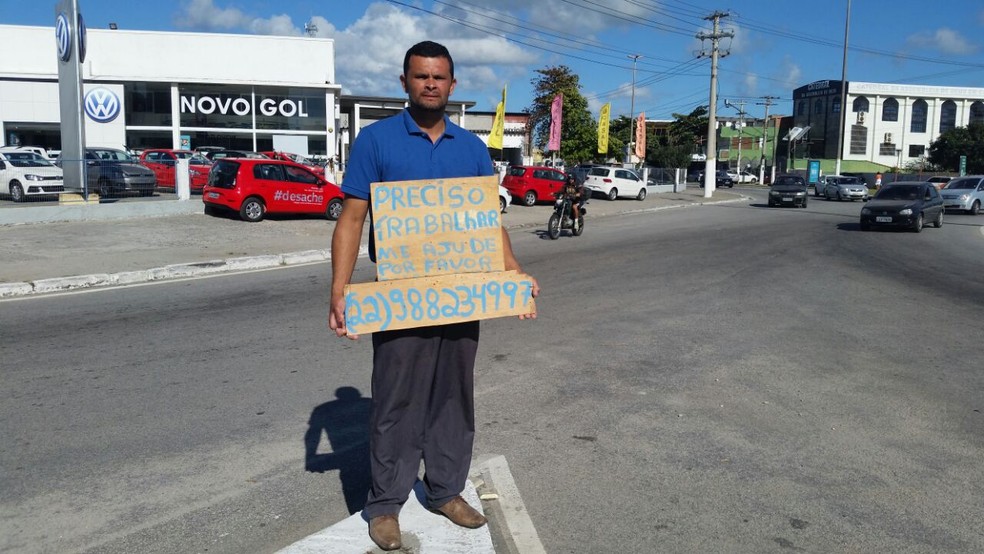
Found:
[342,109,494,261]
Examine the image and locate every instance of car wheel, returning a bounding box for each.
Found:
[767,200,774,207]
[837,192,844,201]
[239,196,265,222]
[607,188,618,201]
[138,189,155,197]
[523,190,537,206]
[912,213,924,233]
[547,213,561,239]
[9,181,26,202]
[326,198,343,220]
[933,209,943,228]
[636,188,647,201]
[814,187,820,197]
[801,200,808,208]
[969,200,980,215]
[499,196,507,213]
[860,221,870,231]
[97,178,114,197]
[572,215,585,236]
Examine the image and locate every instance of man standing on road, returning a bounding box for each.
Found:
[328,41,539,551]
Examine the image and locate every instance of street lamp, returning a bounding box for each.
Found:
[895,148,902,179]
[627,54,641,164]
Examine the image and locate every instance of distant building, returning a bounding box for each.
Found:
[464,111,530,166]
[792,80,984,167]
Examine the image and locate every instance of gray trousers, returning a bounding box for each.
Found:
[364,321,480,519]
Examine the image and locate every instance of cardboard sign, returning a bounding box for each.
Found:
[344,176,535,334]
[370,176,505,281]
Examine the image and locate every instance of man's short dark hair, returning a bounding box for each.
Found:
[403,40,454,78]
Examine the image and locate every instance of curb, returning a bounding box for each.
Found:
[0,195,748,299]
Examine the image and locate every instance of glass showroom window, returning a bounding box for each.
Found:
[126,82,173,127]
[882,98,899,122]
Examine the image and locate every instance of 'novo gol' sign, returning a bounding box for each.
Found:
[180,95,309,118]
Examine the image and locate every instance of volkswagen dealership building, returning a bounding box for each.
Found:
[0,25,343,158]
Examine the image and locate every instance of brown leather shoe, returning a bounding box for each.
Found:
[431,496,487,529]
[368,514,401,551]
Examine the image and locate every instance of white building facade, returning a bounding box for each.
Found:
[792,80,984,167]
[0,25,341,157]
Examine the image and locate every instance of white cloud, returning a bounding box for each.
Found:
[906,28,978,56]
[776,57,802,91]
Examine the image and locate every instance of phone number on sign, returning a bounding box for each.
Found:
[345,280,534,333]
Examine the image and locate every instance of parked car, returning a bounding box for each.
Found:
[207,150,269,161]
[139,149,211,192]
[84,147,157,197]
[823,175,869,202]
[767,175,808,208]
[2,145,54,160]
[501,165,566,206]
[498,184,511,213]
[0,149,66,202]
[737,170,759,184]
[940,176,984,215]
[261,151,326,177]
[203,158,343,222]
[816,175,848,197]
[696,169,734,189]
[859,182,944,232]
[927,176,952,190]
[583,166,647,200]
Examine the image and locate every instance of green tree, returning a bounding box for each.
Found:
[667,106,709,155]
[525,66,600,163]
[929,123,984,173]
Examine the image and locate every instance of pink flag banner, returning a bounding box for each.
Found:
[548,93,563,152]
[635,112,646,159]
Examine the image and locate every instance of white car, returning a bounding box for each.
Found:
[498,184,511,213]
[583,166,647,201]
[0,149,66,202]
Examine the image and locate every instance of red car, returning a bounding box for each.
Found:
[260,151,326,177]
[501,165,566,206]
[139,149,212,191]
[203,158,343,222]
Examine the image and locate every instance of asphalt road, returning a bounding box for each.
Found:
[2,190,983,553]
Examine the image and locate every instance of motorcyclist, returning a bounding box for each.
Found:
[561,173,583,221]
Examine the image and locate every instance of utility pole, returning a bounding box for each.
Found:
[697,12,733,198]
[627,54,641,165]
[725,98,747,178]
[835,0,852,176]
[756,95,778,183]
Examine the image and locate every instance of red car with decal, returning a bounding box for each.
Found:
[260,151,326,177]
[203,158,343,222]
[139,149,212,192]
[501,165,566,206]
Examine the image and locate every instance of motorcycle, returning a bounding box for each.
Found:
[547,192,585,240]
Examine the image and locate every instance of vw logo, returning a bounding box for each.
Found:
[84,88,121,123]
[55,13,71,62]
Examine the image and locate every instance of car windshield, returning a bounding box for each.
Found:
[875,185,921,200]
[1,152,54,167]
[944,179,976,190]
[834,177,860,184]
[88,149,132,162]
[775,177,803,186]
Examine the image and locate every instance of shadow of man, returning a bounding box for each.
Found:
[304,386,372,514]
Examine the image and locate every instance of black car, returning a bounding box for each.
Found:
[84,148,157,197]
[860,182,944,232]
[696,170,734,188]
[767,174,808,208]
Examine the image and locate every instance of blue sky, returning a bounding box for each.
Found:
[3,0,984,123]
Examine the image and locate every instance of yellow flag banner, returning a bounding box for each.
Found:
[489,85,506,150]
[598,102,610,154]
[635,112,646,159]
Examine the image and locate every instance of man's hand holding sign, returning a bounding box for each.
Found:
[338,175,536,336]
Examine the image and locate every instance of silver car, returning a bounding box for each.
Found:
[940,176,984,215]
[823,176,869,202]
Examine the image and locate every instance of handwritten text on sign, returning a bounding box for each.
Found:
[344,271,535,335]
[371,177,504,281]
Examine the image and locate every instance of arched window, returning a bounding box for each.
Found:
[939,100,957,133]
[910,99,928,133]
[852,96,869,112]
[882,98,899,122]
[798,101,806,116]
[814,99,823,115]
[971,101,984,125]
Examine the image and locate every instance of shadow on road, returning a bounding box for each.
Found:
[304,386,372,514]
